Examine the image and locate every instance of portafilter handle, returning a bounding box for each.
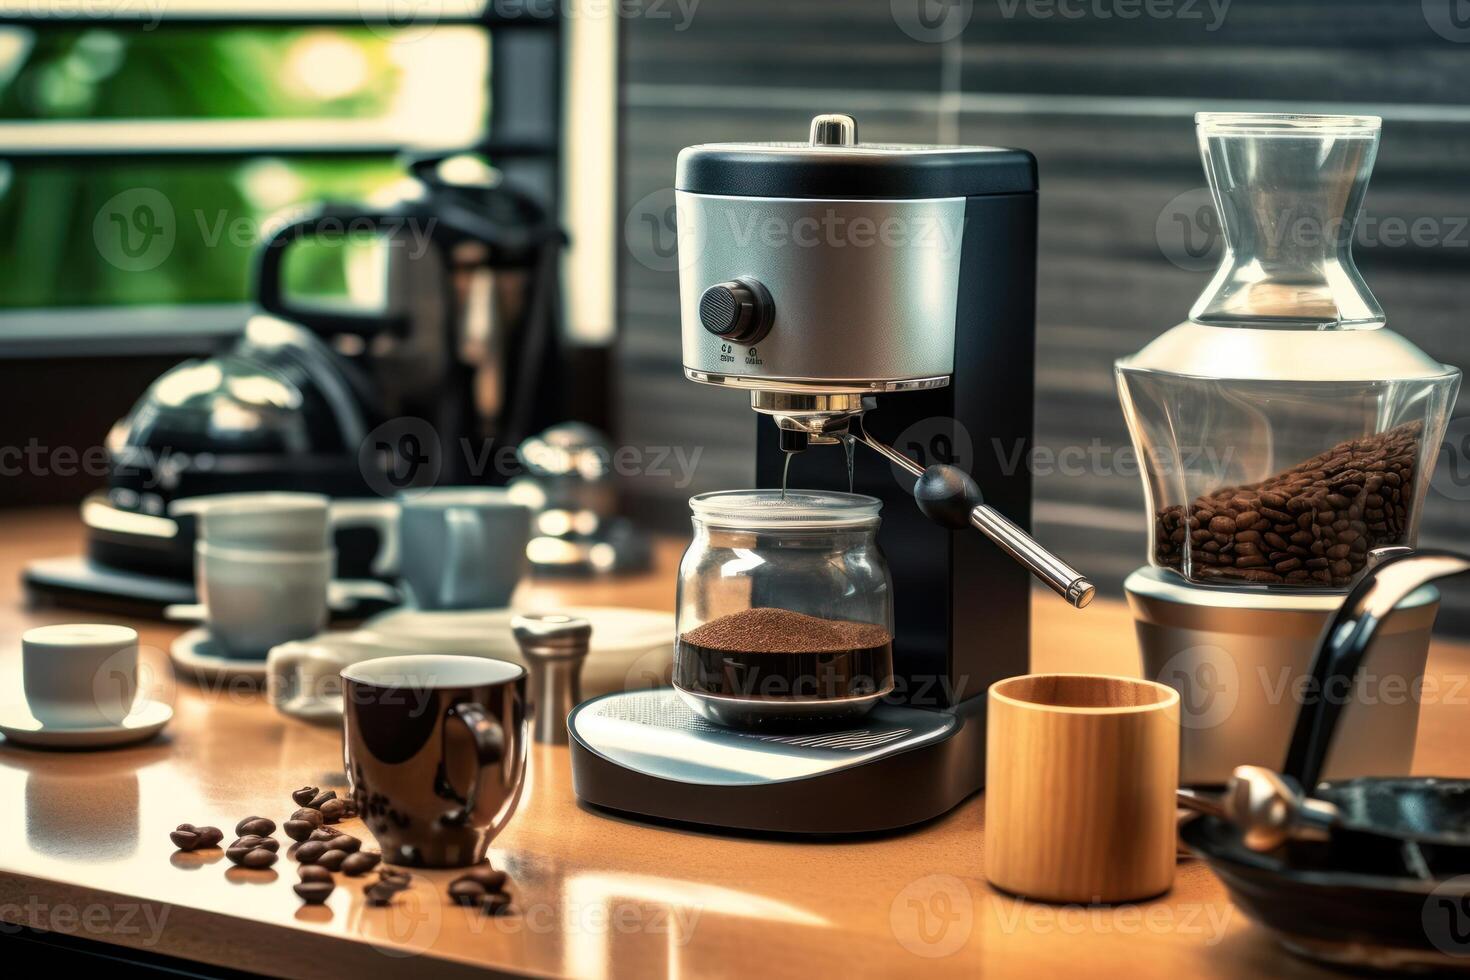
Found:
[854,425,1095,609]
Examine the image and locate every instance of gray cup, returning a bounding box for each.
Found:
[397,488,533,610]
[197,542,332,658]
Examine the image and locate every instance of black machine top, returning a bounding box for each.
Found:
[676,113,1037,200]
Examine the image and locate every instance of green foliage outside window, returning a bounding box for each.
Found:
[0,26,485,308]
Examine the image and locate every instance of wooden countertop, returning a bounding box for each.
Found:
[1,508,1467,979]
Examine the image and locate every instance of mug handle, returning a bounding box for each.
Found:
[328,499,401,578]
[440,700,526,828]
[267,641,344,714]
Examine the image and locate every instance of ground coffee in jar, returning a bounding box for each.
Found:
[675,607,893,701]
[1154,421,1420,588]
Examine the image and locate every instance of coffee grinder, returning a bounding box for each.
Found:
[569,114,1093,834]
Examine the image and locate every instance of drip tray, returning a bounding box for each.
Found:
[568,689,984,835]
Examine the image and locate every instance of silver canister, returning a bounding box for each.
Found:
[512,613,592,745]
[1125,567,1440,786]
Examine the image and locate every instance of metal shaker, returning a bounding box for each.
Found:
[512,613,592,745]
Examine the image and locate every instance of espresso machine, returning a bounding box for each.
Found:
[569,114,1092,834]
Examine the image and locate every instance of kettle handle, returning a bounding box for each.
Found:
[255,206,413,338]
[1282,547,1470,790]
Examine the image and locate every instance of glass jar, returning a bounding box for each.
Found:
[1116,113,1460,592]
[673,489,894,729]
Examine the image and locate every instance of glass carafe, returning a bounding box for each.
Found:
[673,490,894,729]
[1116,113,1460,591]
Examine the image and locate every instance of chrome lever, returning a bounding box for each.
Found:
[853,421,1095,609]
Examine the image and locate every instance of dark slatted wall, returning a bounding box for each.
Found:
[614,0,1470,632]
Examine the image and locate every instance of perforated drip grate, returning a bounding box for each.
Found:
[589,691,913,752]
[591,690,724,733]
[750,728,913,751]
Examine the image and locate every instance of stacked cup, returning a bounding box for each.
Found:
[183,493,340,660]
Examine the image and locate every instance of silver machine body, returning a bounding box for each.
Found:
[569,113,1089,835]
[676,194,964,390]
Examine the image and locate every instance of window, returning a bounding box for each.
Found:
[0,2,559,347]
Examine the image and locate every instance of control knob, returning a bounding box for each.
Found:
[698,277,773,345]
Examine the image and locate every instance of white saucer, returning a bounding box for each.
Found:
[360,604,675,694]
[0,699,173,750]
[266,605,674,724]
[170,627,269,683]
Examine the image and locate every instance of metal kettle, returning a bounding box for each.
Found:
[255,152,566,479]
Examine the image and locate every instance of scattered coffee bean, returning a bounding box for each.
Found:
[295,841,329,864]
[448,864,510,913]
[291,808,324,828]
[235,816,275,837]
[225,835,279,865]
[171,823,225,851]
[284,820,316,843]
[239,847,278,869]
[448,879,486,905]
[299,865,334,884]
[291,786,319,807]
[309,827,343,842]
[377,870,412,891]
[294,881,334,905]
[1154,423,1421,589]
[319,799,347,824]
[317,849,347,871]
[324,834,360,854]
[170,828,202,851]
[232,835,279,852]
[462,866,508,892]
[307,790,337,810]
[340,852,380,877]
[365,883,398,906]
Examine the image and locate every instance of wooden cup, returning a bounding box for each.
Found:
[985,673,1180,904]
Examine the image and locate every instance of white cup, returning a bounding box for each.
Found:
[197,542,332,658]
[172,492,398,571]
[267,636,395,722]
[22,624,139,729]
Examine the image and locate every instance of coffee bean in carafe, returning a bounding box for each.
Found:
[1154,422,1420,588]
[675,607,893,701]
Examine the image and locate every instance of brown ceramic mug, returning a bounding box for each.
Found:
[342,654,528,867]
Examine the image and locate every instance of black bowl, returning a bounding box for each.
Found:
[1182,812,1470,973]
